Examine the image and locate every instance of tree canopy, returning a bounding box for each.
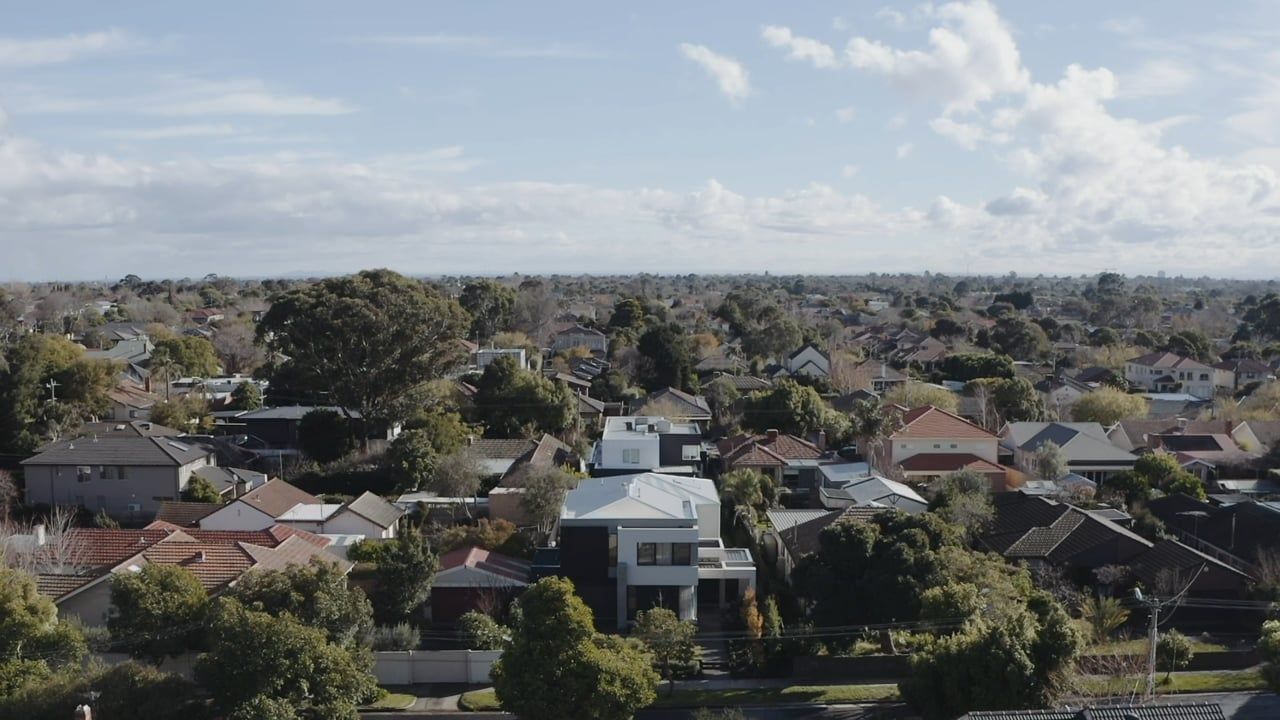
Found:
[153,336,222,378]
[472,356,575,438]
[636,322,695,392]
[108,564,208,664]
[0,334,115,452]
[258,269,468,421]
[460,280,517,341]
[226,559,373,649]
[1070,387,1148,426]
[741,379,846,439]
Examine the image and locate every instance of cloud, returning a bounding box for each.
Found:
[1101,17,1146,35]
[896,143,914,158]
[1117,59,1196,99]
[1226,76,1280,144]
[844,0,1029,114]
[102,124,236,140]
[679,43,751,103]
[9,76,355,117]
[0,28,144,68]
[929,116,1009,149]
[761,26,840,69]
[834,106,856,123]
[362,33,603,60]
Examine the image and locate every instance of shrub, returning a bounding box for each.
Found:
[459,611,507,650]
[346,539,389,565]
[1156,630,1194,675]
[368,623,421,651]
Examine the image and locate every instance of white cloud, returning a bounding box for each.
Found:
[896,143,914,158]
[1226,76,1280,144]
[876,8,908,30]
[834,106,857,123]
[929,116,1009,149]
[843,0,1030,114]
[679,43,751,104]
[1117,59,1196,99]
[1101,17,1146,35]
[761,26,840,69]
[102,124,236,140]
[9,76,355,117]
[362,33,602,59]
[0,28,143,68]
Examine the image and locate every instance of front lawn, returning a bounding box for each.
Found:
[362,692,416,710]
[459,684,902,712]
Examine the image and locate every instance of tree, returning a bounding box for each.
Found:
[460,280,517,341]
[884,382,959,414]
[1080,595,1130,644]
[719,468,776,523]
[1033,441,1069,482]
[226,559,374,648]
[940,353,1015,382]
[848,397,901,467]
[1134,453,1205,499]
[197,598,378,720]
[990,316,1051,360]
[459,610,507,650]
[182,475,224,503]
[0,334,115,452]
[1157,629,1194,677]
[637,323,695,392]
[1164,329,1215,363]
[472,356,575,438]
[153,336,222,378]
[372,529,438,624]
[213,320,264,375]
[741,379,844,437]
[608,297,647,331]
[0,661,204,720]
[388,428,440,491]
[150,395,214,434]
[901,594,1081,719]
[108,564,208,664]
[228,381,263,411]
[633,607,699,695]
[428,450,483,514]
[491,577,658,720]
[703,374,742,432]
[969,377,1046,428]
[1243,293,1280,341]
[1259,619,1280,690]
[298,409,355,463]
[1071,387,1148,426]
[258,269,468,422]
[0,567,86,694]
[519,465,578,537]
[928,470,994,537]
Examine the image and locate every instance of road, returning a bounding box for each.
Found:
[361,691,1280,719]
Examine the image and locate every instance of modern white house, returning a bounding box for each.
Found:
[552,472,755,629]
[590,416,704,477]
[552,324,608,355]
[474,347,528,370]
[1125,352,1215,399]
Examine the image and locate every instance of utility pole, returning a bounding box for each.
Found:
[1143,597,1160,701]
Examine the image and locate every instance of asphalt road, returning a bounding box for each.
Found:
[361,691,1280,719]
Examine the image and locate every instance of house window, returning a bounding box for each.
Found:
[933,444,941,449]
[608,534,618,567]
[673,543,693,566]
[949,443,958,449]
[655,543,673,565]
[622,448,640,464]
[681,445,700,461]
[637,543,657,565]
[76,466,92,483]
[1200,373,1209,381]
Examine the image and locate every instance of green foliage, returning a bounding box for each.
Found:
[1080,596,1130,644]
[970,377,1047,424]
[197,598,379,720]
[742,379,846,438]
[402,407,473,454]
[459,611,507,650]
[941,353,1015,382]
[150,395,214,433]
[0,661,207,720]
[472,355,575,438]
[1101,470,1151,505]
[182,474,225,503]
[1071,387,1148,425]
[637,322,695,392]
[436,518,527,556]
[901,593,1081,719]
[0,567,87,696]
[634,607,700,692]
[228,381,264,411]
[372,529,439,624]
[928,470,994,536]
[367,622,420,651]
[608,297,648,331]
[460,280,517,341]
[1164,330,1216,363]
[298,409,356,463]
[1032,441,1069,482]
[1134,453,1205,499]
[345,538,389,565]
[719,468,777,522]
[1259,620,1280,690]
[518,465,579,536]
[1242,293,1280,341]
[226,559,374,648]
[387,427,439,491]
[919,582,984,626]
[884,382,960,414]
[0,334,115,452]
[154,336,222,377]
[715,289,803,360]
[693,709,746,720]
[491,577,659,720]
[226,695,300,720]
[990,315,1051,360]
[1157,630,1194,674]
[108,564,207,663]
[258,269,468,421]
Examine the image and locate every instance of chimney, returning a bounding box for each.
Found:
[766,429,779,442]
[34,524,46,547]
[816,430,827,451]
[195,550,207,563]
[1177,417,1189,433]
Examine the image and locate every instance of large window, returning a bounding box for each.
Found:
[637,542,656,565]
[636,542,695,566]
[622,448,640,464]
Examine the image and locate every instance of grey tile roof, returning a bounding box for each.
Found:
[964,703,1226,719]
[342,491,404,529]
[238,405,361,421]
[22,436,213,467]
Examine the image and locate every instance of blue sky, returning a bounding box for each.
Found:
[2,1,1280,280]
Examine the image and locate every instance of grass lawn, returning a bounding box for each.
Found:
[363,692,416,710]
[1078,670,1266,696]
[459,684,901,712]
[1084,638,1229,656]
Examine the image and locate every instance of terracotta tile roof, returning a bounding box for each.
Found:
[154,501,221,527]
[36,573,98,598]
[127,541,256,592]
[233,479,321,518]
[438,546,532,583]
[1128,352,1212,371]
[718,432,823,461]
[893,405,995,440]
[898,453,1004,474]
[723,442,788,467]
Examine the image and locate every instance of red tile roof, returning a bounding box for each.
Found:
[438,546,532,584]
[893,406,995,440]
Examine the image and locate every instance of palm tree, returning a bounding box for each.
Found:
[151,356,185,401]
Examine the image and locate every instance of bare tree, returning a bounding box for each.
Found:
[212,320,264,375]
[1,505,86,575]
[0,470,17,522]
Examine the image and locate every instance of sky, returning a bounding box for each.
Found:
[2,0,1280,280]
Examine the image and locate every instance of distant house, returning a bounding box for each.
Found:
[199,479,403,539]
[547,472,756,629]
[632,387,712,423]
[85,337,153,367]
[430,546,531,623]
[886,406,1010,490]
[782,344,830,379]
[188,308,225,325]
[552,324,607,355]
[1146,435,1259,482]
[1213,358,1274,391]
[717,430,824,489]
[816,463,927,512]
[475,347,529,370]
[464,435,581,526]
[1125,352,1215,399]
[590,416,704,477]
[22,437,217,517]
[708,373,771,393]
[106,383,161,421]
[1033,374,1096,415]
[852,361,908,394]
[223,405,398,454]
[576,393,606,430]
[30,522,342,626]
[1000,422,1137,484]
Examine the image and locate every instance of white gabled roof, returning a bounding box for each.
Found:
[276,503,343,522]
[561,472,718,523]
